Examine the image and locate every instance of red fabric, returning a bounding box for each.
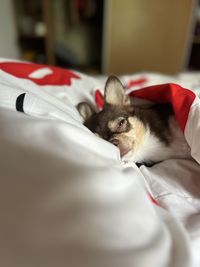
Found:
[0,62,80,86]
[127,77,147,89]
[130,83,196,132]
[95,89,104,110]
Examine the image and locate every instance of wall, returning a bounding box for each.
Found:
[103,0,196,75]
[0,0,19,59]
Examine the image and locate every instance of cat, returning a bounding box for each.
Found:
[77,75,191,165]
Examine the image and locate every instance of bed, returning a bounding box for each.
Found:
[0,58,200,267]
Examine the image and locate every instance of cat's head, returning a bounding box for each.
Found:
[77,76,148,160]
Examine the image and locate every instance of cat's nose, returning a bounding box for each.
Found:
[109,137,131,157]
[110,138,119,147]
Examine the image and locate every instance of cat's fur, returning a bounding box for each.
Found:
[77,76,191,165]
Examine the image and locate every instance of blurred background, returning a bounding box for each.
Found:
[0,0,199,75]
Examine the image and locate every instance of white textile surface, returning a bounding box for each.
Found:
[0,61,200,267]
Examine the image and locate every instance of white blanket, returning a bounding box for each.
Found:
[0,59,200,267]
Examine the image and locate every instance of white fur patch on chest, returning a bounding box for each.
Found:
[123,128,165,163]
[123,117,191,163]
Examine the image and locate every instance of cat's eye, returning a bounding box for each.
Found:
[118,118,126,127]
[108,117,128,133]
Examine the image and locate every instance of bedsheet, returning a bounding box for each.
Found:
[0,59,200,267]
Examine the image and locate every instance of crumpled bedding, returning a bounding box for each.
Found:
[0,59,200,267]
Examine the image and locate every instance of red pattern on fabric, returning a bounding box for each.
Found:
[129,83,196,132]
[95,89,104,110]
[127,77,147,89]
[147,191,160,206]
[0,62,80,86]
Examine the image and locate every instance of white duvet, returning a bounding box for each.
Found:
[0,59,200,267]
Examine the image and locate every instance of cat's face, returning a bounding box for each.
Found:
[77,76,147,159]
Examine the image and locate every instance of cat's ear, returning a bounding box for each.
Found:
[104,75,130,106]
[77,102,96,121]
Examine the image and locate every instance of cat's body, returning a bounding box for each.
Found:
[78,76,191,165]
